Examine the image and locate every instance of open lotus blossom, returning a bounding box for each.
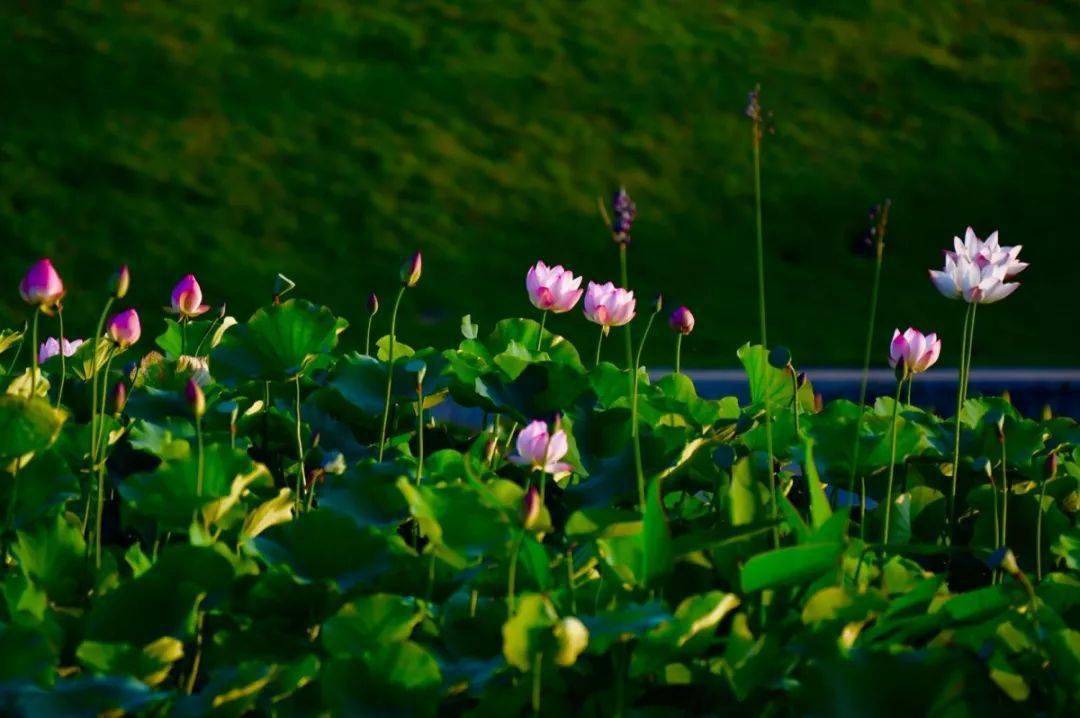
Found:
[947,227,1028,279]
[170,274,210,317]
[38,337,84,364]
[929,252,1019,304]
[583,281,636,329]
[669,306,695,335]
[889,328,941,375]
[107,309,142,347]
[510,419,572,476]
[526,261,584,313]
[19,259,65,309]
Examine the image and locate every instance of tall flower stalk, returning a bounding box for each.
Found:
[930,227,1025,536]
[848,200,892,497]
[508,486,542,611]
[378,252,421,461]
[631,295,662,511]
[746,86,777,545]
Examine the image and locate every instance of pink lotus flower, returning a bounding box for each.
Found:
[170,274,210,318]
[107,309,142,348]
[38,337,85,364]
[889,328,941,375]
[947,227,1028,279]
[583,282,636,329]
[510,419,572,476]
[669,306,695,335]
[19,259,65,309]
[526,261,584,313]
[929,252,1019,304]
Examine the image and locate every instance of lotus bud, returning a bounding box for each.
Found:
[814,392,824,413]
[1045,453,1059,480]
[110,265,131,299]
[19,259,65,309]
[553,617,590,666]
[888,328,941,376]
[652,293,664,314]
[112,381,128,415]
[401,251,423,288]
[668,306,695,335]
[367,291,379,315]
[185,378,205,420]
[170,274,210,318]
[107,309,142,348]
[521,486,541,530]
[1041,404,1053,421]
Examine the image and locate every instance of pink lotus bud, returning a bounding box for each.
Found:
[521,485,541,530]
[107,309,142,348]
[111,265,131,299]
[112,381,128,415]
[525,261,584,314]
[888,328,941,375]
[668,306,695,335]
[38,336,84,364]
[19,259,65,309]
[367,291,379,315]
[170,274,210,318]
[1045,453,1059,479]
[185,378,206,419]
[401,252,422,288]
[509,419,572,476]
[583,281,636,329]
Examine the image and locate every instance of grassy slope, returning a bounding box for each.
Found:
[1,1,1076,368]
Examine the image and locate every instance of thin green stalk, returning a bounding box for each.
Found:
[192,313,224,357]
[507,530,525,612]
[365,312,375,356]
[618,245,633,371]
[989,467,1000,582]
[751,126,777,547]
[195,415,205,497]
[594,328,605,367]
[790,369,801,438]
[537,311,547,352]
[961,304,979,401]
[293,376,305,513]
[377,286,407,461]
[565,547,577,613]
[674,334,683,374]
[882,376,906,542]
[1036,468,1051,581]
[180,317,188,357]
[999,433,1008,552]
[3,462,20,560]
[89,297,114,466]
[848,239,885,495]
[947,302,975,537]
[185,611,205,694]
[905,376,913,406]
[631,308,659,512]
[4,321,27,376]
[412,383,425,545]
[93,348,116,569]
[93,348,117,453]
[531,651,543,717]
[56,308,67,407]
[29,309,40,399]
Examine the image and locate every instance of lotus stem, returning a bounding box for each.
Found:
[632,306,659,512]
[193,313,224,358]
[365,312,375,356]
[566,546,577,613]
[195,413,205,497]
[180,316,188,357]
[507,529,524,612]
[531,651,543,717]
[905,376,913,406]
[537,311,547,352]
[377,286,407,461]
[751,122,777,548]
[999,429,1008,554]
[4,321,27,377]
[790,368,801,438]
[93,347,116,569]
[89,297,114,467]
[1036,461,1052,581]
[947,302,975,539]
[29,308,40,399]
[594,327,605,367]
[882,375,906,542]
[618,245,633,371]
[849,207,888,496]
[674,334,683,375]
[56,307,67,407]
[185,610,205,694]
[294,375,305,513]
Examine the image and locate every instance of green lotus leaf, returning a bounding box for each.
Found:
[0,395,67,461]
[211,299,347,383]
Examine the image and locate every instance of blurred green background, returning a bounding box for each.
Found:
[2,1,1076,368]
